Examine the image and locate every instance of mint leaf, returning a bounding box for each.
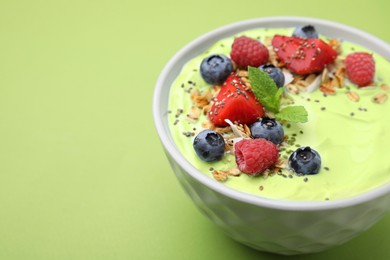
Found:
[275,106,308,123]
[248,66,279,113]
[262,96,279,114]
[275,87,284,103]
[248,66,309,123]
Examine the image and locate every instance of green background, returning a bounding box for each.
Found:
[1,0,390,259]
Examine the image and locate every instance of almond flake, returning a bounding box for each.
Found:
[320,81,336,95]
[191,88,213,108]
[380,84,390,92]
[186,106,201,122]
[275,158,288,169]
[346,91,360,102]
[202,103,211,115]
[227,168,241,176]
[202,121,215,130]
[286,84,299,95]
[264,36,272,47]
[372,93,388,104]
[237,70,248,78]
[212,168,241,182]
[212,170,228,182]
[328,39,342,53]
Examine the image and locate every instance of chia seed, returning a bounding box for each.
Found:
[288,140,295,145]
[175,108,183,118]
[188,80,194,85]
[183,132,193,137]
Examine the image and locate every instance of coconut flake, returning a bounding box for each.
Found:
[305,74,322,93]
[231,137,244,153]
[283,70,294,86]
[224,119,244,138]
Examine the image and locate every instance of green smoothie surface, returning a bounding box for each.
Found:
[168,28,390,201]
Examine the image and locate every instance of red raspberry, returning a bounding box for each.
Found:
[345,52,375,87]
[230,36,269,68]
[234,139,279,176]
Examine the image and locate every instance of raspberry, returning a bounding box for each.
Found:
[345,52,375,87]
[234,139,279,176]
[230,36,269,68]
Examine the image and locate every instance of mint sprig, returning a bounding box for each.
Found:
[248,66,280,113]
[275,106,308,123]
[248,66,308,123]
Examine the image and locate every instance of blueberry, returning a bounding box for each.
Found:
[292,25,319,39]
[259,64,285,88]
[200,54,233,85]
[193,130,225,162]
[289,147,321,175]
[250,117,284,144]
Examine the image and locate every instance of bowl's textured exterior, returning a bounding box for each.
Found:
[166,151,390,254]
[154,17,390,255]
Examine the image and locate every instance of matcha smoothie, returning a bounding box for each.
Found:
[168,27,390,201]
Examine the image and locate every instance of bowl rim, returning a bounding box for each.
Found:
[153,16,390,211]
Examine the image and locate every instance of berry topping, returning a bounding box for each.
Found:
[292,25,319,39]
[235,139,279,176]
[272,35,337,75]
[193,130,225,162]
[200,54,233,85]
[345,52,375,87]
[209,73,265,127]
[230,36,269,68]
[250,117,284,144]
[259,64,285,88]
[288,147,321,175]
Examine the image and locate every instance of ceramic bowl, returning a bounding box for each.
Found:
[153,17,390,255]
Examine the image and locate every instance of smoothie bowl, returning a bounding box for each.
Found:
[153,17,390,255]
